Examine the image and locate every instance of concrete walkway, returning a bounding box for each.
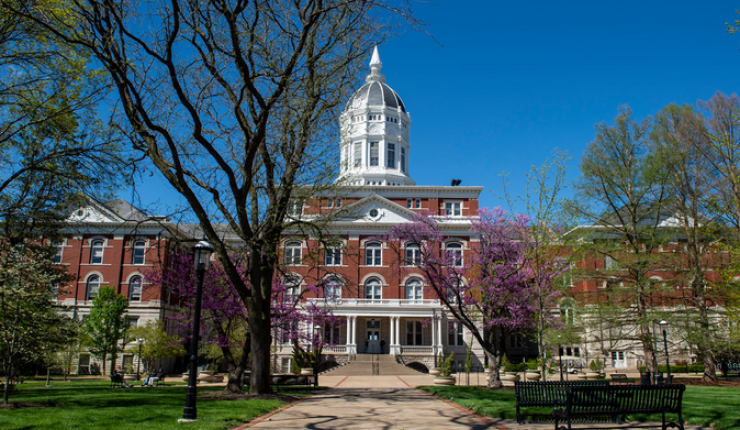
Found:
[240,375,709,430]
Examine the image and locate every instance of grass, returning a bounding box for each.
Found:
[420,384,740,430]
[1,379,308,430]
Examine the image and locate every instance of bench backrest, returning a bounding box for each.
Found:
[566,384,685,413]
[515,380,610,404]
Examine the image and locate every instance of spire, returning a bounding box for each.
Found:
[366,45,386,83]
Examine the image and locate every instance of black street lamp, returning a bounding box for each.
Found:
[136,338,144,380]
[181,240,214,422]
[660,320,671,384]
[558,335,563,382]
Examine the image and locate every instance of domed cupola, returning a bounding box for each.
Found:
[336,46,414,187]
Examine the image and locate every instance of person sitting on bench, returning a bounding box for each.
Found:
[112,369,132,388]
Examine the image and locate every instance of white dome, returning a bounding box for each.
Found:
[346,80,406,112]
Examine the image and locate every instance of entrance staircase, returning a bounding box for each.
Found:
[322,354,422,376]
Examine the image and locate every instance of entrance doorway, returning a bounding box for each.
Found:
[365,319,381,353]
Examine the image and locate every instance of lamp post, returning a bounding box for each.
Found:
[558,335,563,382]
[181,240,214,422]
[660,320,671,384]
[136,338,144,380]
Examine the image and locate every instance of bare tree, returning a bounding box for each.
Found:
[14,0,419,394]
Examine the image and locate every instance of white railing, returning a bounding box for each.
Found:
[308,298,440,307]
[399,346,435,355]
[323,345,347,354]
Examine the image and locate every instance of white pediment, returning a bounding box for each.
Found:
[67,205,122,223]
[337,194,416,225]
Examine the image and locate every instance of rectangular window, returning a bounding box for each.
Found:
[336,198,342,208]
[354,142,361,167]
[52,241,64,264]
[132,240,146,265]
[287,201,302,217]
[401,147,406,173]
[327,198,333,208]
[445,201,462,216]
[325,244,342,266]
[387,143,395,168]
[90,240,104,264]
[415,198,421,209]
[369,141,379,166]
[406,198,413,208]
[448,322,464,346]
[406,320,423,345]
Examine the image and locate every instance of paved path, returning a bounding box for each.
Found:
[241,375,709,430]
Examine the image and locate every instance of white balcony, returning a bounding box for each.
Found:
[307,298,441,308]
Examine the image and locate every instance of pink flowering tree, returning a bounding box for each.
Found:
[385,208,562,388]
[146,251,340,394]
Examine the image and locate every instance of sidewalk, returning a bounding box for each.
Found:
[239,375,709,430]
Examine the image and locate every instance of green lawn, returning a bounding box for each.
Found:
[420,384,740,430]
[1,379,304,430]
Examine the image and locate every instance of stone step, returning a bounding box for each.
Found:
[323,355,424,376]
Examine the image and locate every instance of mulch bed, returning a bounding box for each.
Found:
[673,377,740,387]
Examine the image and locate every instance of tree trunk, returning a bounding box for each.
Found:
[3,369,10,405]
[246,265,275,395]
[225,331,251,394]
[46,368,51,386]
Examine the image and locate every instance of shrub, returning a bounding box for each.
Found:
[440,353,456,377]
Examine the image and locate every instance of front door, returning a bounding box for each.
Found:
[365,319,381,353]
[611,351,626,369]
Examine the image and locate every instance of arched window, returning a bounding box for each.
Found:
[324,277,342,300]
[405,243,420,266]
[284,277,301,299]
[364,277,382,300]
[132,240,146,265]
[446,242,463,267]
[284,241,302,265]
[86,275,101,300]
[405,278,423,302]
[90,239,104,264]
[129,275,143,302]
[365,242,382,266]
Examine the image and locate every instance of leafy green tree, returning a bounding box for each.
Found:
[568,107,672,375]
[0,0,127,248]
[0,242,75,404]
[124,320,185,373]
[83,286,128,375]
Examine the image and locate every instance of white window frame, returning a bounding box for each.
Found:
[285,276,301,299]
[369,141,379,166]
[364,277,382,300]
[406,320,423,345]
[284,241,302,266]
[365,242,382,266]
[287,201,303,218]
[128,275,143,302]
[444,201,462,216]
[353,142,362,167]
[132,240,147,265]
[90,239,105,264]
[405,278,423,301]
[387,143,395,168]
[446,242,463,266]
[86,275,101,300]
[325,242,342,266]
[405,242,421,266]
[52,239,65,264]
[448,321,464,346]
[323,277,342,300]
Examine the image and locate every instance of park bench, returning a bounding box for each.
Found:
[153,372,167,386]
[109,373,124,388]
[610,374,630,385]
[515,380,611,424]
[553,384,685,430]
[244,373,317,392]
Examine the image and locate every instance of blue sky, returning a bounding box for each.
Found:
[127,1,740,216]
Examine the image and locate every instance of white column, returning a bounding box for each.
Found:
[437,315,443,348]
[345,317,351,347]
[389,316,395,346]
[395,316,401,345]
